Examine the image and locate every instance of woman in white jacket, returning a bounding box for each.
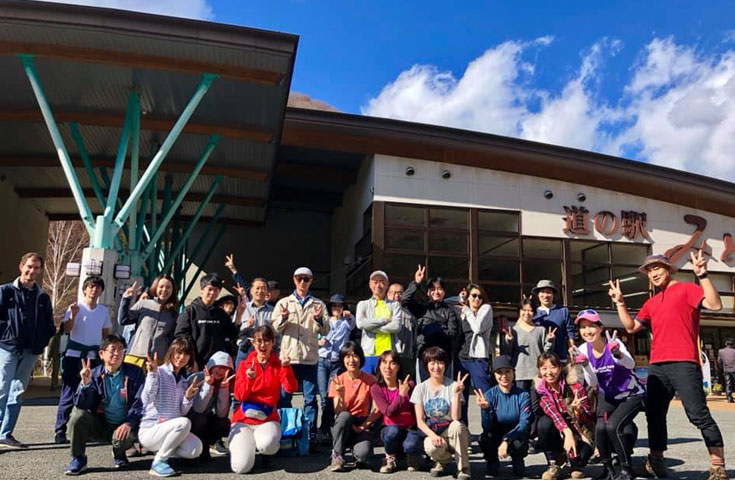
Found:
[456,283,494,419]
[138,337,203,477]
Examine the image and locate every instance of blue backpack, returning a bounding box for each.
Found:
[277,407,309,456]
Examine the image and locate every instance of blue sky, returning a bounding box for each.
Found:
[40,1,735,181]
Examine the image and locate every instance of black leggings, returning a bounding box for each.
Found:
[537,414,593,469]
[595,394,643,469]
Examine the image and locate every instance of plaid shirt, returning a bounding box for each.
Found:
[537,379,594,435]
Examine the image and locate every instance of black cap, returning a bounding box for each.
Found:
[492,355,514,373]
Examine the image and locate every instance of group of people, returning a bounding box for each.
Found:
[0,250,729,480]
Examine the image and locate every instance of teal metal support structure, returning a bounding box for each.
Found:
[161,177,223,274]
[182,203,226,275]
[68,122,105,211]
[181,223,226,304]
[113,73,218,233]
[128,89,141,253]
[140,135,220,263]
[18,54,95,235]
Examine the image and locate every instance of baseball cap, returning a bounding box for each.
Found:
[293,267,313,277]
[370,270,389,282]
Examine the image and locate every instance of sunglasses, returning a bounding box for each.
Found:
[469,293,482,299]
[577,309,596,317]
[295,276,312,283]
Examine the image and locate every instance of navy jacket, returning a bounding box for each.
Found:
[0,279,55,354]
[533,305,574,361]
[74,362,146,429]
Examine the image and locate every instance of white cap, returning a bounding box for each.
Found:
[293,267,313,277]
[370,270,389,282]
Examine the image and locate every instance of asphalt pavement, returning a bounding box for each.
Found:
[2,394,734,480]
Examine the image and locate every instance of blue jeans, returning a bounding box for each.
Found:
[317,358,340,433]
[0,347,38,439]
[279,363,319,439]
[381,425,424,455]
[458,358,493,423]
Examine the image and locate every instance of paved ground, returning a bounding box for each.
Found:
[2,391,734,480]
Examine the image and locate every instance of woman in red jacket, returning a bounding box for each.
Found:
[229,325,297,473]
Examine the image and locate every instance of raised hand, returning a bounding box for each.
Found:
[313,303,322,319]
[505,326,514,342]
[332,376,345,399]
[225,254,237,273]
[453,372,470,396]
[690,249,707,276]
[145,352,158,373]
[280,303,289,320]
[245,315,255,328]
[414,264,426,284]
[546,326,557,342]
[280,354,291,368]
[123,280,139,299]
[607,279,624,305]
[233,284,247,298]
[475,388,489,409]
[69,302,80,318]
[220,373,236,389]
[398,374,411,397]
[246,360,257,379]
[605,330,621,357]
[185,376,202,399]
[79,358,92,386]
[203,366,214,385]
[342,309,351,318]
[570,388,587,414]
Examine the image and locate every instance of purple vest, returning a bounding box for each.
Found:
[586,342,635,398]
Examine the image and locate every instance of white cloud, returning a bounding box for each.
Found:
[363,36,735,182]
[32,0,214,20]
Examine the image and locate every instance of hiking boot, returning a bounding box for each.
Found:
[430,462,445,477]
[64,455,87,476]
[486,461,500,476]
[330,452,345,472]
[0,435,28,449]
[644,455,668,478]
[706,466,729,480]
[55,432,69,445]
[380,455,397,473]
[457,468,471,480]
[571,468,586,479]
[407,454,421,472]
[149,460,177,477]
[542,463,562,480]
[512,458,526,477]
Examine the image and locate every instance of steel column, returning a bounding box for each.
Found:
[140,136,220,262]
[113,73,217,232]
[68,122,105,210]
[182,203,226,275]
[128,89,141,251]
[18,54,95,234]
[161,176,223,274]
[181,223,226,303]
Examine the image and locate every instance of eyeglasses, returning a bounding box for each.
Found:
[253,338,273,345]
[295,276,312,283]
[104,347,125,354]
[469,293,482,299]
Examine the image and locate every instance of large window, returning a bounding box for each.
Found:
[383,204,470,295]
[675,270,735,312]
[377,202,652,309]
[569,241,650,309]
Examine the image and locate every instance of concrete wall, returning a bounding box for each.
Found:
[373,154,735,273]
[187,206,333,301]
[0,177,48,281]
[330,156,375,294]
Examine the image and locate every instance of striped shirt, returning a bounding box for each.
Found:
[139,363,193,429]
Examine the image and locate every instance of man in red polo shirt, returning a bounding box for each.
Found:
[609,252,726,480]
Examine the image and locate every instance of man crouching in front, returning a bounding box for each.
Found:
[64,334,144,475]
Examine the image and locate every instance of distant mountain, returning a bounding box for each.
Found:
[287,92,339,112]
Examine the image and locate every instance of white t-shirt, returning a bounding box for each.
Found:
[62,303,111,357]
[410,377,462,423]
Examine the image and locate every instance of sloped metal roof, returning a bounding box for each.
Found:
[0,0,298,225]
